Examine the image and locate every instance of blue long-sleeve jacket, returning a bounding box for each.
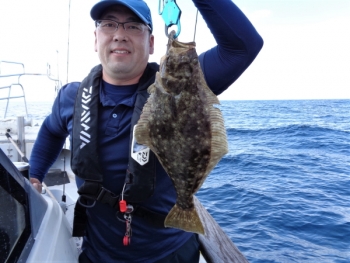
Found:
[30,0,263,262]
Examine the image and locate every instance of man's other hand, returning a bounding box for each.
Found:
[30,178,42,193]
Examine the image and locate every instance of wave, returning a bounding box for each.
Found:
[224,124,350,157]
[197,178,350,262]
[226,124,350,136]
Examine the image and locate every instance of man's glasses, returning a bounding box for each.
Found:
[95,19,151,36]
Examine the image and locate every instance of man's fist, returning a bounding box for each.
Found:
[29,178,42,193]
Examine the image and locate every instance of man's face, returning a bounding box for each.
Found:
[94,5,154,85]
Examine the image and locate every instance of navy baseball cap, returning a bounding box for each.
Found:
[90,0,153,32]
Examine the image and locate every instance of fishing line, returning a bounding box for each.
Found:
[193,9,199,42]
[66,0,71,84]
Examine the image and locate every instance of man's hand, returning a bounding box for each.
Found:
[30,178,42,193]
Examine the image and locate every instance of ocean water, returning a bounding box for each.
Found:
[197,99,350,263]
[2,99,349,262]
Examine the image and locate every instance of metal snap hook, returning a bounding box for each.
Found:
[159,0,182,39]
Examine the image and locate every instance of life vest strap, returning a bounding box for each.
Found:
[132,206,167,229]
[72,182,167,237]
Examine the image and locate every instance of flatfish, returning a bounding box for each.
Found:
[135,32,228,234]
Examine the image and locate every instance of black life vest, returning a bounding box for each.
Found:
[71,63,166,237]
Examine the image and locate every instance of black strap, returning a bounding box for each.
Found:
[72,183,167,237]
[77,181,120,210]
[133,206,167,228]
[72,181,120,237]
[72,200,88,237]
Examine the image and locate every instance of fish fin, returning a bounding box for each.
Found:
[197,67,220,105]
[199,106,228,186]
[210,107,229,159]
[194,104,228,192]
[164,204,205,235]
[134,119,150,145]
[197,62,227,159]
[134,85,155,145]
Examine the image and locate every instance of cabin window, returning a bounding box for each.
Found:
[0,165,31,262]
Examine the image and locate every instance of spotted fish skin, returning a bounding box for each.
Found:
[135,33,228,234]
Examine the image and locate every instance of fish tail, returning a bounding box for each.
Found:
[164,204,205,235]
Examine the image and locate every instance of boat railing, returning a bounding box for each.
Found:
[0,60,62,118]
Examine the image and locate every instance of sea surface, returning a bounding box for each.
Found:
[197,99,350,263]
[1,99,350,263]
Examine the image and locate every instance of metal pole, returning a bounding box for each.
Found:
[16,116,26,161]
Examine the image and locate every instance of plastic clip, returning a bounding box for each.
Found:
[159,0,182,38]
[77,196,96,208]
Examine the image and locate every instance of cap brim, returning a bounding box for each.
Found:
[90,0,151,30]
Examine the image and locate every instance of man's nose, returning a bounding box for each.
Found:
[113,26,128,41]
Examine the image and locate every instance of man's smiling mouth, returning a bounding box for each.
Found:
[112,50,130,54]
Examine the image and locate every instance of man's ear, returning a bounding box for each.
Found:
[149,34,155,55]
[94,31,97,52]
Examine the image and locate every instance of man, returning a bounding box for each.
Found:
[29,0,263,262]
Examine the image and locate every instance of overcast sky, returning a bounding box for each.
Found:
[0,0,349,101]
